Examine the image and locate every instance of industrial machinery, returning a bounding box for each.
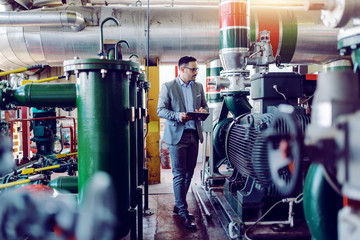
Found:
[0,16,150,240]
[0,1,357,239]
[195,0,327,239]
[264,1,360,240]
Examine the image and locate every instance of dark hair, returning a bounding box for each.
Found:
[178,56,197,68]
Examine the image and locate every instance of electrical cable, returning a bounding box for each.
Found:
[243,200,283,240]
[299,94,314,105]
[243,192,304,240]
[295,193,303,204]
[273,85,289,104]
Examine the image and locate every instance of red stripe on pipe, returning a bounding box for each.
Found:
[306,74,317,81]
[256,10,280,57]
[220,1,248,29]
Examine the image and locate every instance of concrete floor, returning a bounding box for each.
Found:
[143,163,226,240]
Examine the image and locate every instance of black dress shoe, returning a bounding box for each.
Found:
[173,206,195,220]
[180,215,197,231]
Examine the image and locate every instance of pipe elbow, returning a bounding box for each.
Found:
[61,11,86,31]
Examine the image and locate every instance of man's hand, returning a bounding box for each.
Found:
[179,112,192,123]
[195,107,207,113]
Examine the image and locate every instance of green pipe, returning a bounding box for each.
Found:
[49,176,78,193]
[222,90,252,117]
[303,164,342,240]
[5,83,76,108]
[64,58,140,239]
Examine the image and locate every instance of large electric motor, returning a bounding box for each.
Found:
[226,111,310,199]
[217,72,313,204]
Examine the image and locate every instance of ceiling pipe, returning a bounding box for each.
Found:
[33,0,63,8]
[0,11,86,31]
[0,6,342,70]
[90,0,305,8]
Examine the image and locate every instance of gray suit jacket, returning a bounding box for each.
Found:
[157,77,209,145]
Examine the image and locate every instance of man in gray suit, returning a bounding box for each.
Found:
[157,56,208,230]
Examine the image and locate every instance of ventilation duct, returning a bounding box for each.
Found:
[0,6,341,70]
[0,11,85,30]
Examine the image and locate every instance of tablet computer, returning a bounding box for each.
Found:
[186,112,210,121]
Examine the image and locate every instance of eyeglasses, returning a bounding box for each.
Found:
[184,67,199,72]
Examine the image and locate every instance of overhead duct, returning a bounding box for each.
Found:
[0,6,341,70]
[33,0,63,8]
[0,11,85,30]
[89,0,305,8]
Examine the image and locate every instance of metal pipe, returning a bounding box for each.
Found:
[143,168,149,211]
[130,69,139,209]
[90,0,305,7]
[219,0,250,71]
[115,40,129,60]
[0,11,85,31]
[33,0,63,8]
[0,6,341,70]
[48,176,78,193]
[137,187,143,240]
[11,83,77,108]
[195,190,212,219]
[99,17,119,57]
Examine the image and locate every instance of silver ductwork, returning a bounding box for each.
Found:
[90,0,305,7]
[0,6,341,70]
[33,0,62,8]
[0,11,85,30]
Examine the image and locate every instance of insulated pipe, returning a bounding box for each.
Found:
[33,0,63,8]
[0,6,341,70]
[206,59,223,122]
[0,11,85,31]
[206,59,223,102]
[250,8,340,64]
[90,0,305,7]
[219,0,250,71]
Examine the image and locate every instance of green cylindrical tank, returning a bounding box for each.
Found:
[64,58,140,239]
[49,176,78,193]
[12,83,76,108]
[303,164,342,240]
